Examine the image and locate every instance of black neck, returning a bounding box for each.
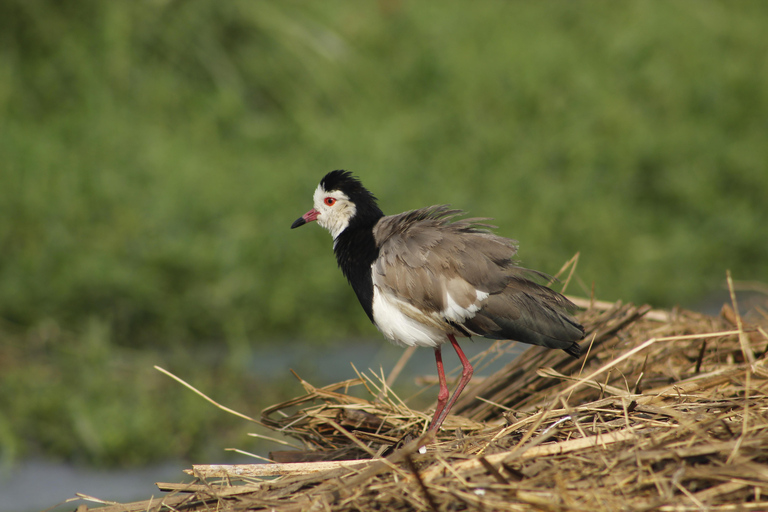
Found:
[333,218,382,323]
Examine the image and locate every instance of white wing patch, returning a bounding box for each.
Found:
[442,289,489,324]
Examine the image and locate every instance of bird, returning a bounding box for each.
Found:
[291,170,584,433]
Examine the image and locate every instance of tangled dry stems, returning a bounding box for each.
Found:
[81,295,768,512]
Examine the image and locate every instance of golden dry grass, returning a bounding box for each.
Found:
[77,291,768,512]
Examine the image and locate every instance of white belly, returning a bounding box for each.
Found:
[371,284,449,348]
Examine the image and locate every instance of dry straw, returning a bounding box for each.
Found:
[76,286,768,512]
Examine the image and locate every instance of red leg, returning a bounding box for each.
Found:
[430,346,450,426]
[428,334,474,433]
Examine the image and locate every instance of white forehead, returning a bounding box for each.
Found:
[313,184,351,205]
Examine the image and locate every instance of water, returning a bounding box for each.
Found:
[251,337,523,384]
[0,459,182,512]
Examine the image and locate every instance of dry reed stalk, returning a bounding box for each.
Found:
[77,291,768,512]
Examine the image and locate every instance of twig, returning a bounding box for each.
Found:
[386,345,416,388]
[405,454,440,512]
[423,427,639,481]
[154,366,260,424]
[187,460,374,478]
[727,269,756,364]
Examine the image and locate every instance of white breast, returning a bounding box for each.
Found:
[371,284,448,348]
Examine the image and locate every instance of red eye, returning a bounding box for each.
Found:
[324,197,336,206]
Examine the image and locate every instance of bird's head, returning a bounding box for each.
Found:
[291,170,383,238]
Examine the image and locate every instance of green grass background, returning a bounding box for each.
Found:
[1,1,767,466]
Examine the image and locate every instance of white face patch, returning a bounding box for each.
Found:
[313,185,357,240]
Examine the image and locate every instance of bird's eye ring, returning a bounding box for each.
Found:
[324,197,336,206]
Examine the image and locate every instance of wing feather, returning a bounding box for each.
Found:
[373,206,517,321]
[372,206,584,351]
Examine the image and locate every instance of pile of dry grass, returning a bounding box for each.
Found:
[77,292,768,512]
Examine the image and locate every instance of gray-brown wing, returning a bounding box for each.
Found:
[462,276,584,354]
[373,206,584,351]
[372,205,518,321]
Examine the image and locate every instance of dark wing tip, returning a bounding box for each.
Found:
[564,341,581,358]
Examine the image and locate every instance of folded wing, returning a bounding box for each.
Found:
[372,206,584,355]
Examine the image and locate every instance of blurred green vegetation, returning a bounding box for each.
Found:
[1,1,767,466]
[0,317,283,466]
